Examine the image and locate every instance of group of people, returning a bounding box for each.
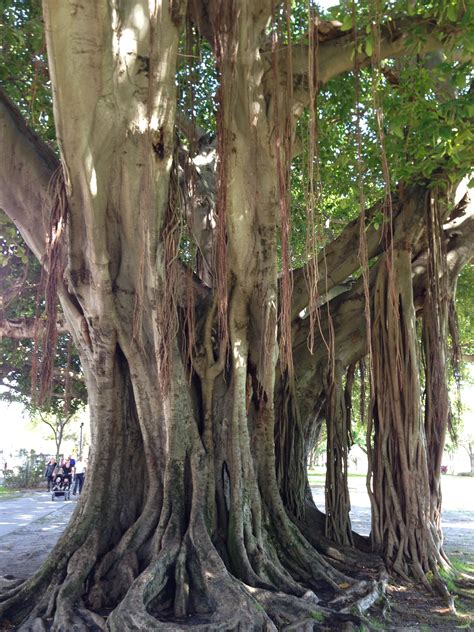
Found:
[44,455,86,495]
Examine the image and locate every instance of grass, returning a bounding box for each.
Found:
[307,469,368,487]
[310,610,325,622]
[0,485,22,500]
[451,557,474,576]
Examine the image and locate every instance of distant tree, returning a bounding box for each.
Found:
[1,222,87,443]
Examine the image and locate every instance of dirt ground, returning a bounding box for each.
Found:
[313,475,474,630]
[1,483,473,630]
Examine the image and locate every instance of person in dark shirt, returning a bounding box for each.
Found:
[62,459,73,486]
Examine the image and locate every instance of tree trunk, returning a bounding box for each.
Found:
[0,2,363,630]
[324,362,353,546]
[368,247,449,588]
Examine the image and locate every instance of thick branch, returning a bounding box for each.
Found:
[291,182,470,320]
[293,194,474,414]
[291,17,455,93]
[0,315,68,340]
[290,197,398,319]
[0,88,58,260]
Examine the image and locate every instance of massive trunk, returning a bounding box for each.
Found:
[1,1,474,629]
[0,1,367,630]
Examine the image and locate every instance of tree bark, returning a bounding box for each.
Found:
[0,1,364,629]
[1,1,474,629]
[368,246,449,588]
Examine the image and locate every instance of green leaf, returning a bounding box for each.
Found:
[365,36,373,57]
[340,15,353,32]
[446,4,457,22]
[391,125,404,139]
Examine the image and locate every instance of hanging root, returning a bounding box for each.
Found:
[369,246,455,607]
[324,362,353,547]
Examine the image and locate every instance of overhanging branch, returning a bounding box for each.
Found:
[0,88,58,261]
[0,315,68,341]
[290,195,401,320]
[279,16,458,111]
[292,191,474,414]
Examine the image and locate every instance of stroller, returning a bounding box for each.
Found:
[51,468,71,501]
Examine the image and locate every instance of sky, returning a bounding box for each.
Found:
[0,400,51,457]
[0,399,89,464]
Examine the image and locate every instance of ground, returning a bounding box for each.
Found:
[0,475,473,630]
[311,472,474,631]
[0,490,74,588]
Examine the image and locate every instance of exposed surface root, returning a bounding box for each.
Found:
[330,578,387,614]
[252,589,363,630]
[106,541,276,631]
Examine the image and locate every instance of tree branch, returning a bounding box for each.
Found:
[283,16,457,107]
[293,191,474,416]
[0,88,58,260]
[290,195,402,319]
[0,315,68,340]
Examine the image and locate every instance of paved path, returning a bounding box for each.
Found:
[0,490,76,583]
[0,475,472,584]
[0,490,75,537]
[312,473,474,558]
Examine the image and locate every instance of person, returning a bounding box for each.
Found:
[72,456,86,495]
[61,458,73,487]
[44,456,57,492]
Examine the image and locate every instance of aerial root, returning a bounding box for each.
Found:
[455,574,474,588]
[264,506,352,591]
[0,576,23,592]
[91,498,160,603]
[431,574,456,613]
[15,600,106,632]
[18,617,48,632]
[0,575,58,629]
[88,550,140,609]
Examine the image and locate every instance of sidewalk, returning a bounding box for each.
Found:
[0,490,75,584]
[0,489,75,538]
[311,473,474,559]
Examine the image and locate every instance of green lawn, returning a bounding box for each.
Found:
[0,485,21,500]
[307,469,367,487]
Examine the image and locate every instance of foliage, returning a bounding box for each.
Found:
[29,410,82,461]
[0,332,87,416]
[0,0,54,140]
[1,211,87,418]
[2,449,48,488]
[456,264,474,358]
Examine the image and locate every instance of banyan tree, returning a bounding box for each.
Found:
[0,0,473,629]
